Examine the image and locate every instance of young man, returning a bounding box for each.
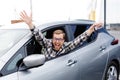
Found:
[20,11,102,59]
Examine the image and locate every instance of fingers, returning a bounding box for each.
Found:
[19,10,32,23]
[20,10,28,19]
[19,12,25,20]
[97,23,103,26]
[93,23,103,28]
[30,11,32,18]
[97,23,103,28]
[89,22,103,32]
[23,10,27,16]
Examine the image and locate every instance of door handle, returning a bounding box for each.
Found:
[99,46,106,51]
[67,59,77,66]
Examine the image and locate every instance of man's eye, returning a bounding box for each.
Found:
[54,38,64,41]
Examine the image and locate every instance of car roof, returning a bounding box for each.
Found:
[37,20,95,30]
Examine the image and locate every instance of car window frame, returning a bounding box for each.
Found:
[39,24,98,60]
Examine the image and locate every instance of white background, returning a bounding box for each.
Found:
[0,0,120,25]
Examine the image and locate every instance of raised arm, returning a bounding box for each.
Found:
[63,23,103,53]
[20,11,50,48]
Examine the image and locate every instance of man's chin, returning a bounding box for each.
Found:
[54,46,60,51]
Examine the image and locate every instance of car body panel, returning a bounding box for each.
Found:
[0,72,18,80]
[18,53,81,80]
[80,32,114,80]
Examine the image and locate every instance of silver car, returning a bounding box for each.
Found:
[0,20,120,80]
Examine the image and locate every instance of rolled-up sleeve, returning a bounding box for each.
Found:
[30,27,50,48]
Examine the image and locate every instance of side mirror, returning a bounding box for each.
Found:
[23,54,46,68]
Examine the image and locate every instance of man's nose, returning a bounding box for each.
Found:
[56,40,59,42]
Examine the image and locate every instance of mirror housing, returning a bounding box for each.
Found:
[23,54,46,68]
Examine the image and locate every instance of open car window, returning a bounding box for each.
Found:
[70,24,97,45]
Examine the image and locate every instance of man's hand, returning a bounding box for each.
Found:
[86,23,103,36]
[20,10,34,29]
[90,23,103,31]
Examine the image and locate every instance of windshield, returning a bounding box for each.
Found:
[0,29,29,57]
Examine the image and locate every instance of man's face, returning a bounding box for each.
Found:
[52,33,65,51]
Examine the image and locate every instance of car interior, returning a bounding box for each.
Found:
[73,24,97,44]
[73,25,87,38]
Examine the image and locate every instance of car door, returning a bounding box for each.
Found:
[73,39,109,80]
[18,53,81,80]
[18,24,80,80]
[69,24,109,80]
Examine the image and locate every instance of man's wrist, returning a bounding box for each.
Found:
[90,25,95,32]
[30,25,35,31]
[27,22,34,29]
